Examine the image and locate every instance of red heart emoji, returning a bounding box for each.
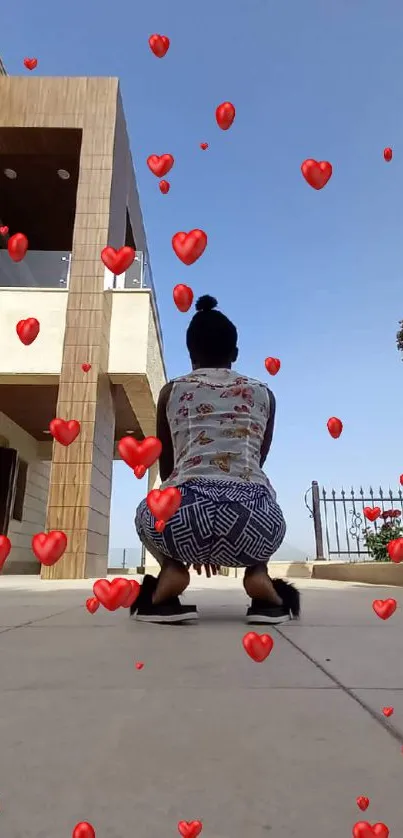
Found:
[49,418,80,446]
[216,101,236,130]
[159,179,170,194]
[86,597,100,614]
[73,823,96,838]
[147,154,174,178]
[400,473,403,486]
[372,826,390,838]
[149,34,170,58]
[93,577,132,611]
[353,824,373,838]
[387,537,403,563]
[177,821,203,838]
[101,246,135,275]
[265,357,281,376]
[353,823,389,838]
[200,143,208,150]
[8,233,28,262]
[372,599,397,620]
[133,465,146,479]
[356,797,370,812]
[122,579,141,608]
[242,631,274,662]
[24,57,38,70]
[0,225,9,235]
[32,531,67,566]
[172,230,208,265]
[382,706,394,717]
[0,535,11,571]
[384,147,393,162]
[363,507,381,522]
[118,436,162,471]
[147,487,182,524]
[155,520,167,532]
[301,159,332,190]
[81,363,91,373]
[16,317,40,345]
[135,661,144,670]
[173,284,194,313]
[327,416,343,439]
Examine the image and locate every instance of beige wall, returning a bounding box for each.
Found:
[0,287,164,384]
[108,291,165,386]
[146,298,166,405]
[0,289,68,376]
[108,291,149,373]
[0,411,39,462]
[0,411,50,573]
[6,461,50,574]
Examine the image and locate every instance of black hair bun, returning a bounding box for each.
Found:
[195,295,218,312]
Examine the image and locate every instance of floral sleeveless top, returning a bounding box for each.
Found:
[162,368,276,496]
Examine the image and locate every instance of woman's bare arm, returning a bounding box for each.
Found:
[156,382,175,481]
[260,389,276,468]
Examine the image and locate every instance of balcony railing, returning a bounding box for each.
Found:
[0,247,164,347]
[103,251,164,348]
[0,249,71,289]
[103,250,144,290]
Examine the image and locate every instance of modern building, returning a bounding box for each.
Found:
[0,69,166,578]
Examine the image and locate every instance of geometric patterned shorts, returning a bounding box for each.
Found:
[135,478,286,568]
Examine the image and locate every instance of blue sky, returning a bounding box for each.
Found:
[4,0,403,556]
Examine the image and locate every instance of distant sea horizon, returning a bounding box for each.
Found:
[108,541,312,567]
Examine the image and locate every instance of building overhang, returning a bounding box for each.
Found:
[0,377,144,445]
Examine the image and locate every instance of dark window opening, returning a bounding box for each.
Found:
[125,210,136,249]
[123,209,144,289]
[0,127,82,252]
[12,460,28,522]
[0,128,82,290]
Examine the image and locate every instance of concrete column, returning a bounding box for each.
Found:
[42,80,119,580]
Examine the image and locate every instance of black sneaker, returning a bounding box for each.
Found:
[129,574,157,617]
[136,601,199,624]
[131,574,198,624]
[246,599,292,624]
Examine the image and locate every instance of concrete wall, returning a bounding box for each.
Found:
[0,411,39,462]
[0,289,68,376]
[311,561,403,587]
[0,286,164,384]
[108,291,148,373]
[146,298,166,406]
[0,411,49,573]
[6,461,50,574]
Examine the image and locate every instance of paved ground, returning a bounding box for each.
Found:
[0,574,402,838]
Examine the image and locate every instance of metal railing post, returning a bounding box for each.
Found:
[312,481,325,560]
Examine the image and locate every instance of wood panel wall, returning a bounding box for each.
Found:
[40,78,121,579]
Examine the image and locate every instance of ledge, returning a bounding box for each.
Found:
[311,561,403,587]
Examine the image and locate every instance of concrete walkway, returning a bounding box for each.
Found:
[0,575,402,837]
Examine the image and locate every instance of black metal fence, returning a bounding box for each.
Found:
[305,481,403,561]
